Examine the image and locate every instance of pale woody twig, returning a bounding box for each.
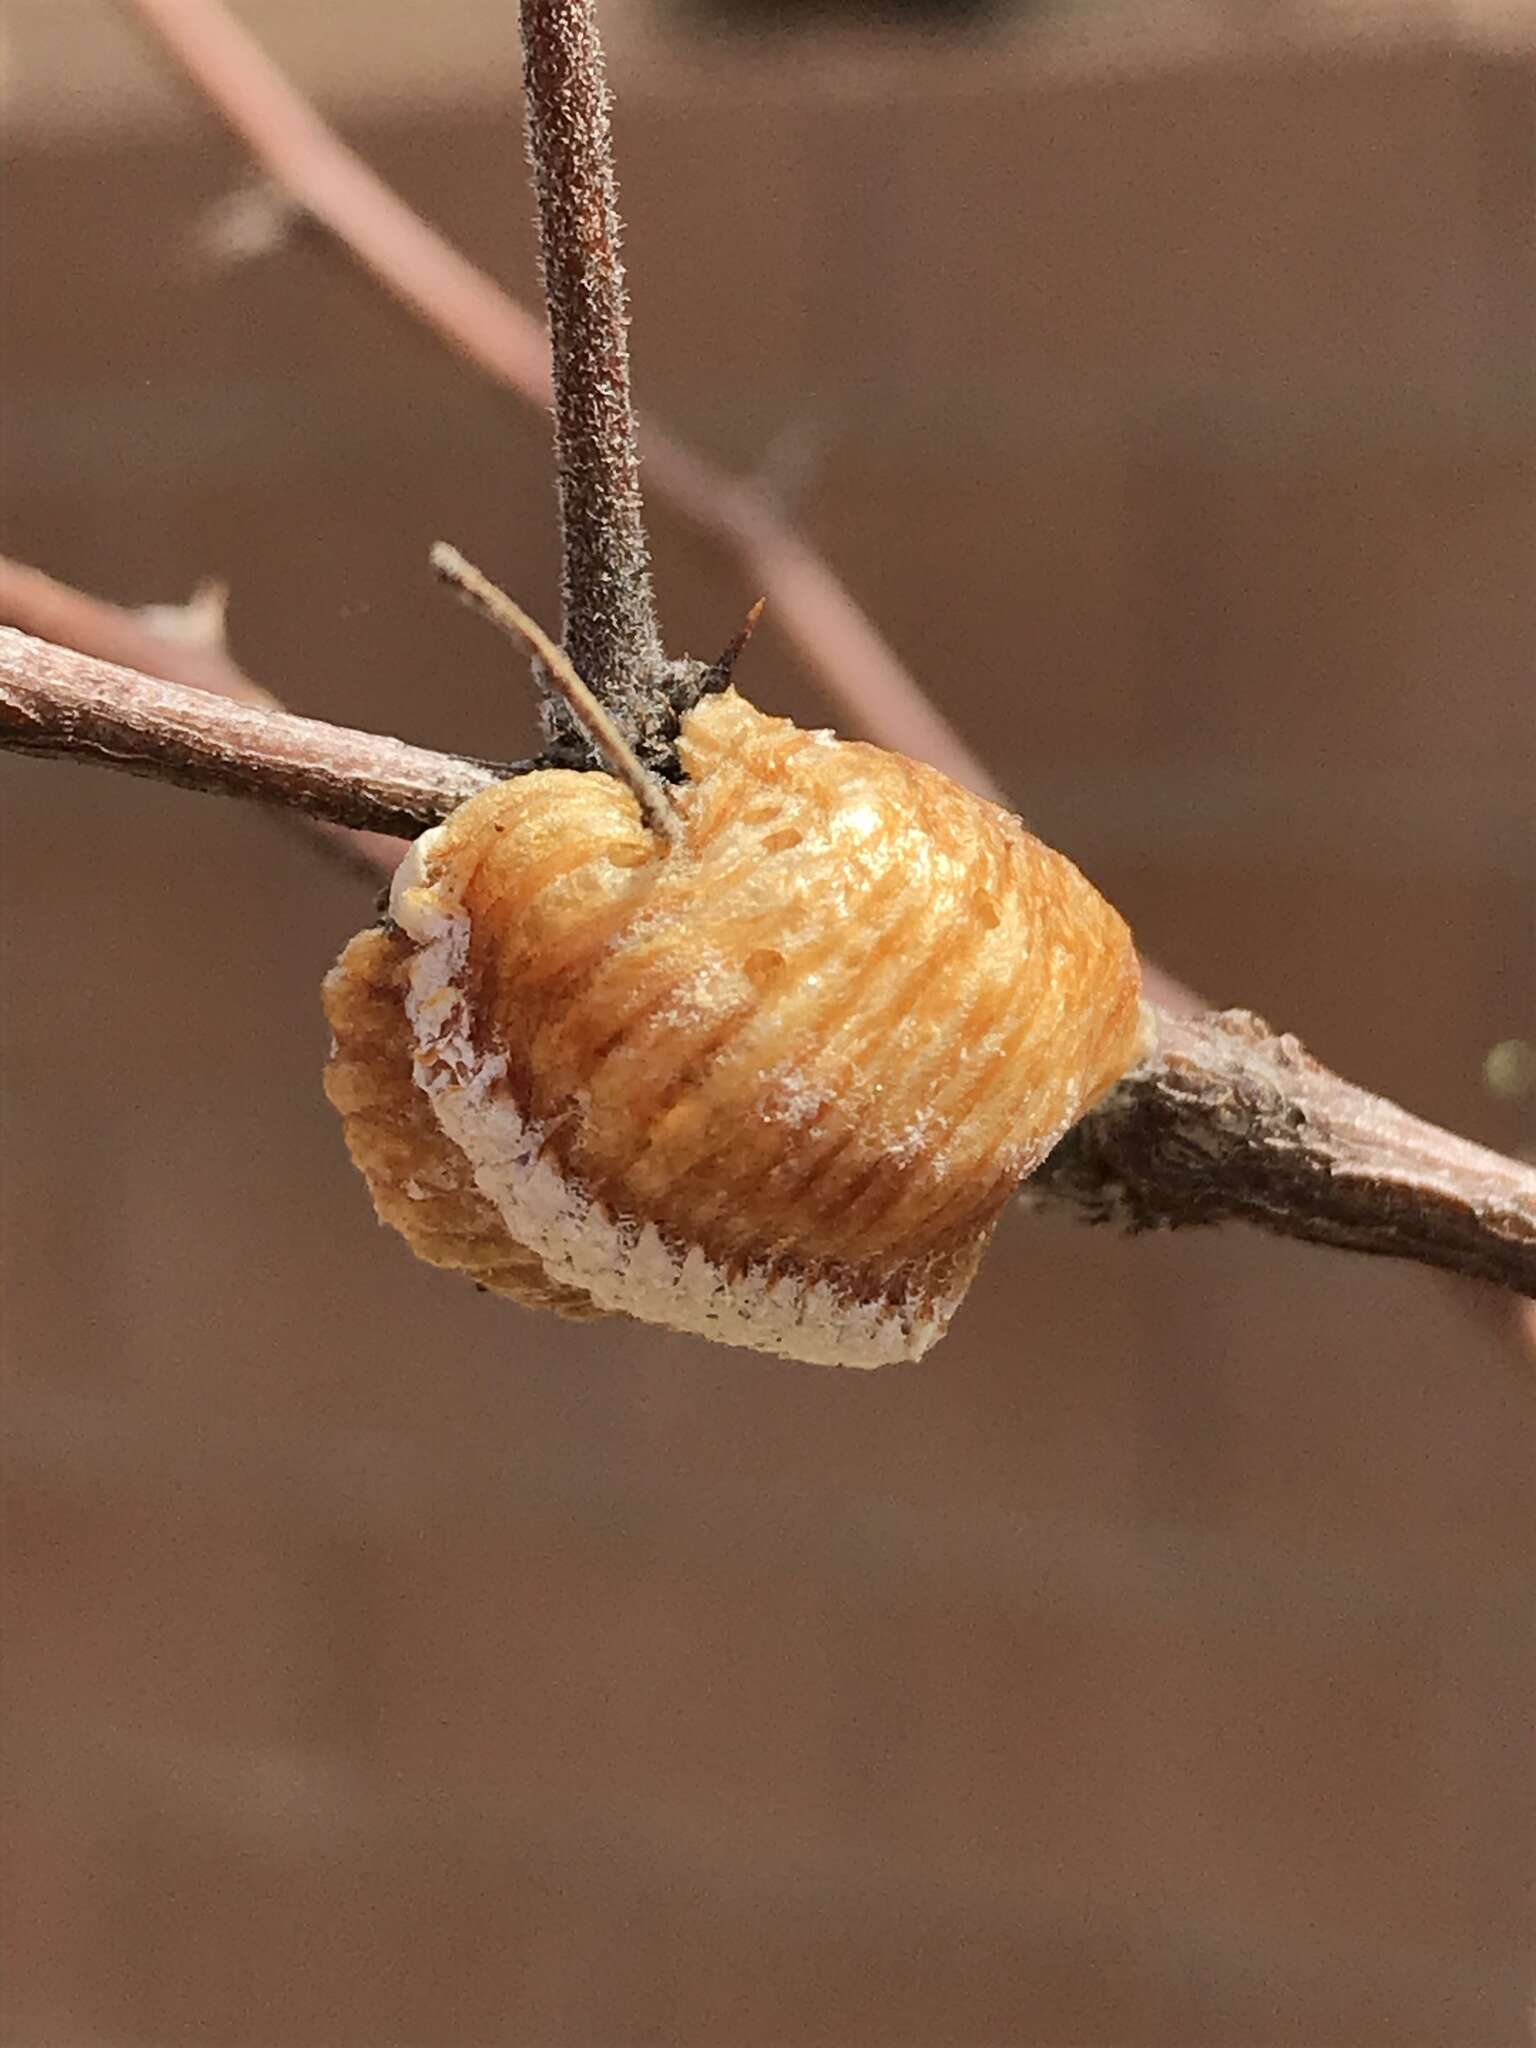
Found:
[0,553,404,876]
[0,626,507,838]
[1034,1010,1536,1298]
[431,543,677,842]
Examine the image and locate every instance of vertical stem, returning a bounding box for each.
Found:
[519,0,664,746]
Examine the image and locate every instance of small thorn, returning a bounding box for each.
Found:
[430,542,678,845]
[702,597,766,696]
[190,180,303,269]
[136,577,230,652]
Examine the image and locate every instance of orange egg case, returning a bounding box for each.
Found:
[323,688,1145,1367]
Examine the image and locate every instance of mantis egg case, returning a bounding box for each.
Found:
[323,689,1143,1366]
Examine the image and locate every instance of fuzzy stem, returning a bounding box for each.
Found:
[519,0,664,750]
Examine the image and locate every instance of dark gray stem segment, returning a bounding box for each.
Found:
[0,627,510,838]
[519,0,666,761]
[1033,1009,1536,1296]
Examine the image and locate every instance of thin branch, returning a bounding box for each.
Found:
[0,554,405,878]
[113,8,1012,811]
[4,630,1532,1299]
[0,627,509,838]
[0,553,275,708]
[1033,1011,1536,1297]
[431,543,677,842]
[518,0,664,735]
[120,0,556,398]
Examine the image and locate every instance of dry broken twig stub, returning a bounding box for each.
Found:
[0,552,272,708]
[430,542,679,841]
[5,623,1532,1303]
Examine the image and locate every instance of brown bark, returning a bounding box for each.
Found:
[0,627,510,839]
[1034,1010,1536,1296]
[0,555,406,877]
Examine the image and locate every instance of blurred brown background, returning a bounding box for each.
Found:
[2,2,1533,2043]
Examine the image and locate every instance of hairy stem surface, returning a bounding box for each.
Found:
[519,0,666,757]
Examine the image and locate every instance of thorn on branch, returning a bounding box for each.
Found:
[135,576,230,652]
[701,597,767,696]
[191,179,304,267]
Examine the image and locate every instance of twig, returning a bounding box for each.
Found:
[4,622,1531,1298]
[518,0,664,738]
[431,543,676,841]
[1033,1011,1536,1297]
[119,0,555,399]
[0,553,274,708]
[0,554,404,878]
[0,627,509,838]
